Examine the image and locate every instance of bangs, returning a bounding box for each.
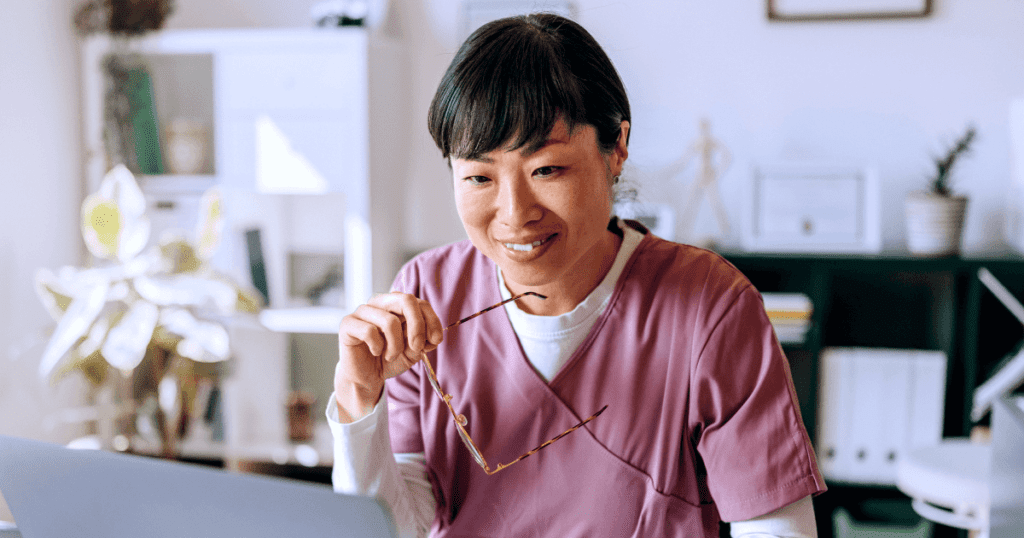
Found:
[429,17,586,160]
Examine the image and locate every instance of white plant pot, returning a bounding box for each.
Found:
[905,192,968,256]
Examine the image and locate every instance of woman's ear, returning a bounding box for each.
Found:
[611,121,630,175]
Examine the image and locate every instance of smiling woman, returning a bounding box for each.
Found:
[328,13,826,538]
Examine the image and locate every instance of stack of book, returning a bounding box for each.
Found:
[761,292,813,344]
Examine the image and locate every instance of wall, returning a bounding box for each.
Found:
[2,0,1021,438]
[0,0,85,443]
[0,0,84,523]
[406,0,1024,253]
[1,0,1020,524]
[165,1,1024,252]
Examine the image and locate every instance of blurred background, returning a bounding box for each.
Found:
[2,1,1023,536]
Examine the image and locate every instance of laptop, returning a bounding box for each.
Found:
[0,435,398,538]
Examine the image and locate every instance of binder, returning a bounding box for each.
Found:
[126,67,164,175]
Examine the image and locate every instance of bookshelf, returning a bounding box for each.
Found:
[722,249,1024,538]
[79,28,406,470]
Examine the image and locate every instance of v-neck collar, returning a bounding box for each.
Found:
[481,223,653,409]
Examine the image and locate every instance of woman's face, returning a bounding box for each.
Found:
[452,119,629,314]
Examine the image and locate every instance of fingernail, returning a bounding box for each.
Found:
[430,330,442,344]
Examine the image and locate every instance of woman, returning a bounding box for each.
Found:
[329,13,825,538]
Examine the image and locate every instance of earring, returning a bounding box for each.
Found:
[613,175,621,184]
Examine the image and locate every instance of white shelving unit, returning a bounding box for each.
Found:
[80,28,407,466]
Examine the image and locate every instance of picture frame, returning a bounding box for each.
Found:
[767,0,932,22]
[741,163,881,254]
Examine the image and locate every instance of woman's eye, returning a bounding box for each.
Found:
[534,166,562,178]
[464,175,491,186]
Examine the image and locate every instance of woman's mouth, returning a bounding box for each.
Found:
[502,234,556,252]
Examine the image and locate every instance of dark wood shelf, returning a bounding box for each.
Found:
[721,249,1024,538]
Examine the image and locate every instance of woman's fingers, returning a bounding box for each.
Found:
[339,293,445,363]
[334,293,443,423]
[371,292,444,357]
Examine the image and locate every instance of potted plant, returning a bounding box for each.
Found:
[35,165,261,457]
[906,125,976,256]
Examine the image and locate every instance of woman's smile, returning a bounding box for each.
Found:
[501,233,556,252]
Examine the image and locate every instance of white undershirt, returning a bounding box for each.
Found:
[328,219,817,538]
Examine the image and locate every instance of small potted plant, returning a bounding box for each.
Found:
[906,125,976,256]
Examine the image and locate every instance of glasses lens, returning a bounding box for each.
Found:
[456,423,487,469]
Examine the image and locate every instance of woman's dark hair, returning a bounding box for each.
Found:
[428,13,630,161]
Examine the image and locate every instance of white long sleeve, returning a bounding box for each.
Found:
[730,495,818,538]
[326,391,435,538]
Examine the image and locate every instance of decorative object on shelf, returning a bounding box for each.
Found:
[73,0,174,37]
[673,118,732,247]
[34,165,261,457]
[766,0,932,22]
[461,1,576,39]
[311,0,369,27]
[76,0,173,177]
[741,163,882,254]
[163,118,209,175]
[905,125,976,257]
[287,391,317,442]
[100,48,165,176]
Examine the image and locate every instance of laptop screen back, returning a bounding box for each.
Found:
[0,435,397,538]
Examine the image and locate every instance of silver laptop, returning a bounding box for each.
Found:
[0,435,397,538]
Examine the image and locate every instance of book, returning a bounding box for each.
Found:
[125,67,164,175]
[761,292,813,344]
[245,228,270,307]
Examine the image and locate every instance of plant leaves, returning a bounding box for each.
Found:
[134,274,238,313]
[34,268,75,321]
[158,308,230,362]
[101,300,159,372]
[38,278,111,381]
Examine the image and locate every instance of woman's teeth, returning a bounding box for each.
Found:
[504,237,549,251]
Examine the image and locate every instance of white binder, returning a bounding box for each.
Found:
[817,347,947,485]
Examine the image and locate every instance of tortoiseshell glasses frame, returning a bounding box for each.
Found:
[419,291,607,475]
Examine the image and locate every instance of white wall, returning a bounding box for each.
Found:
[1,0,1021,524]
[2,0,1015,436]
[406,0,1024,252]
[4,0,1023,439]
[166,0,1024,252]
[0,0,84,523]
[0,0,86,444]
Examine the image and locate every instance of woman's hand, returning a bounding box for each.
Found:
[334,292,444,423]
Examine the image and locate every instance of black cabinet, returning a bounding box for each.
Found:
[721,250,1024,538]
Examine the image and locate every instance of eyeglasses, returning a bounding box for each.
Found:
[419,292,607,475]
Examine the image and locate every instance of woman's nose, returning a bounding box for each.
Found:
[497,177,542,226]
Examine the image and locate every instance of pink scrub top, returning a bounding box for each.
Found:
[386,222,826,537]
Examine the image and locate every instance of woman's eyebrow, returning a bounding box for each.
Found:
[464,154,495,163]
[522,136,568,157]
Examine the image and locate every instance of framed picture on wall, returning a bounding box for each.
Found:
[767,0,932,22]
[740,163,882,254]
